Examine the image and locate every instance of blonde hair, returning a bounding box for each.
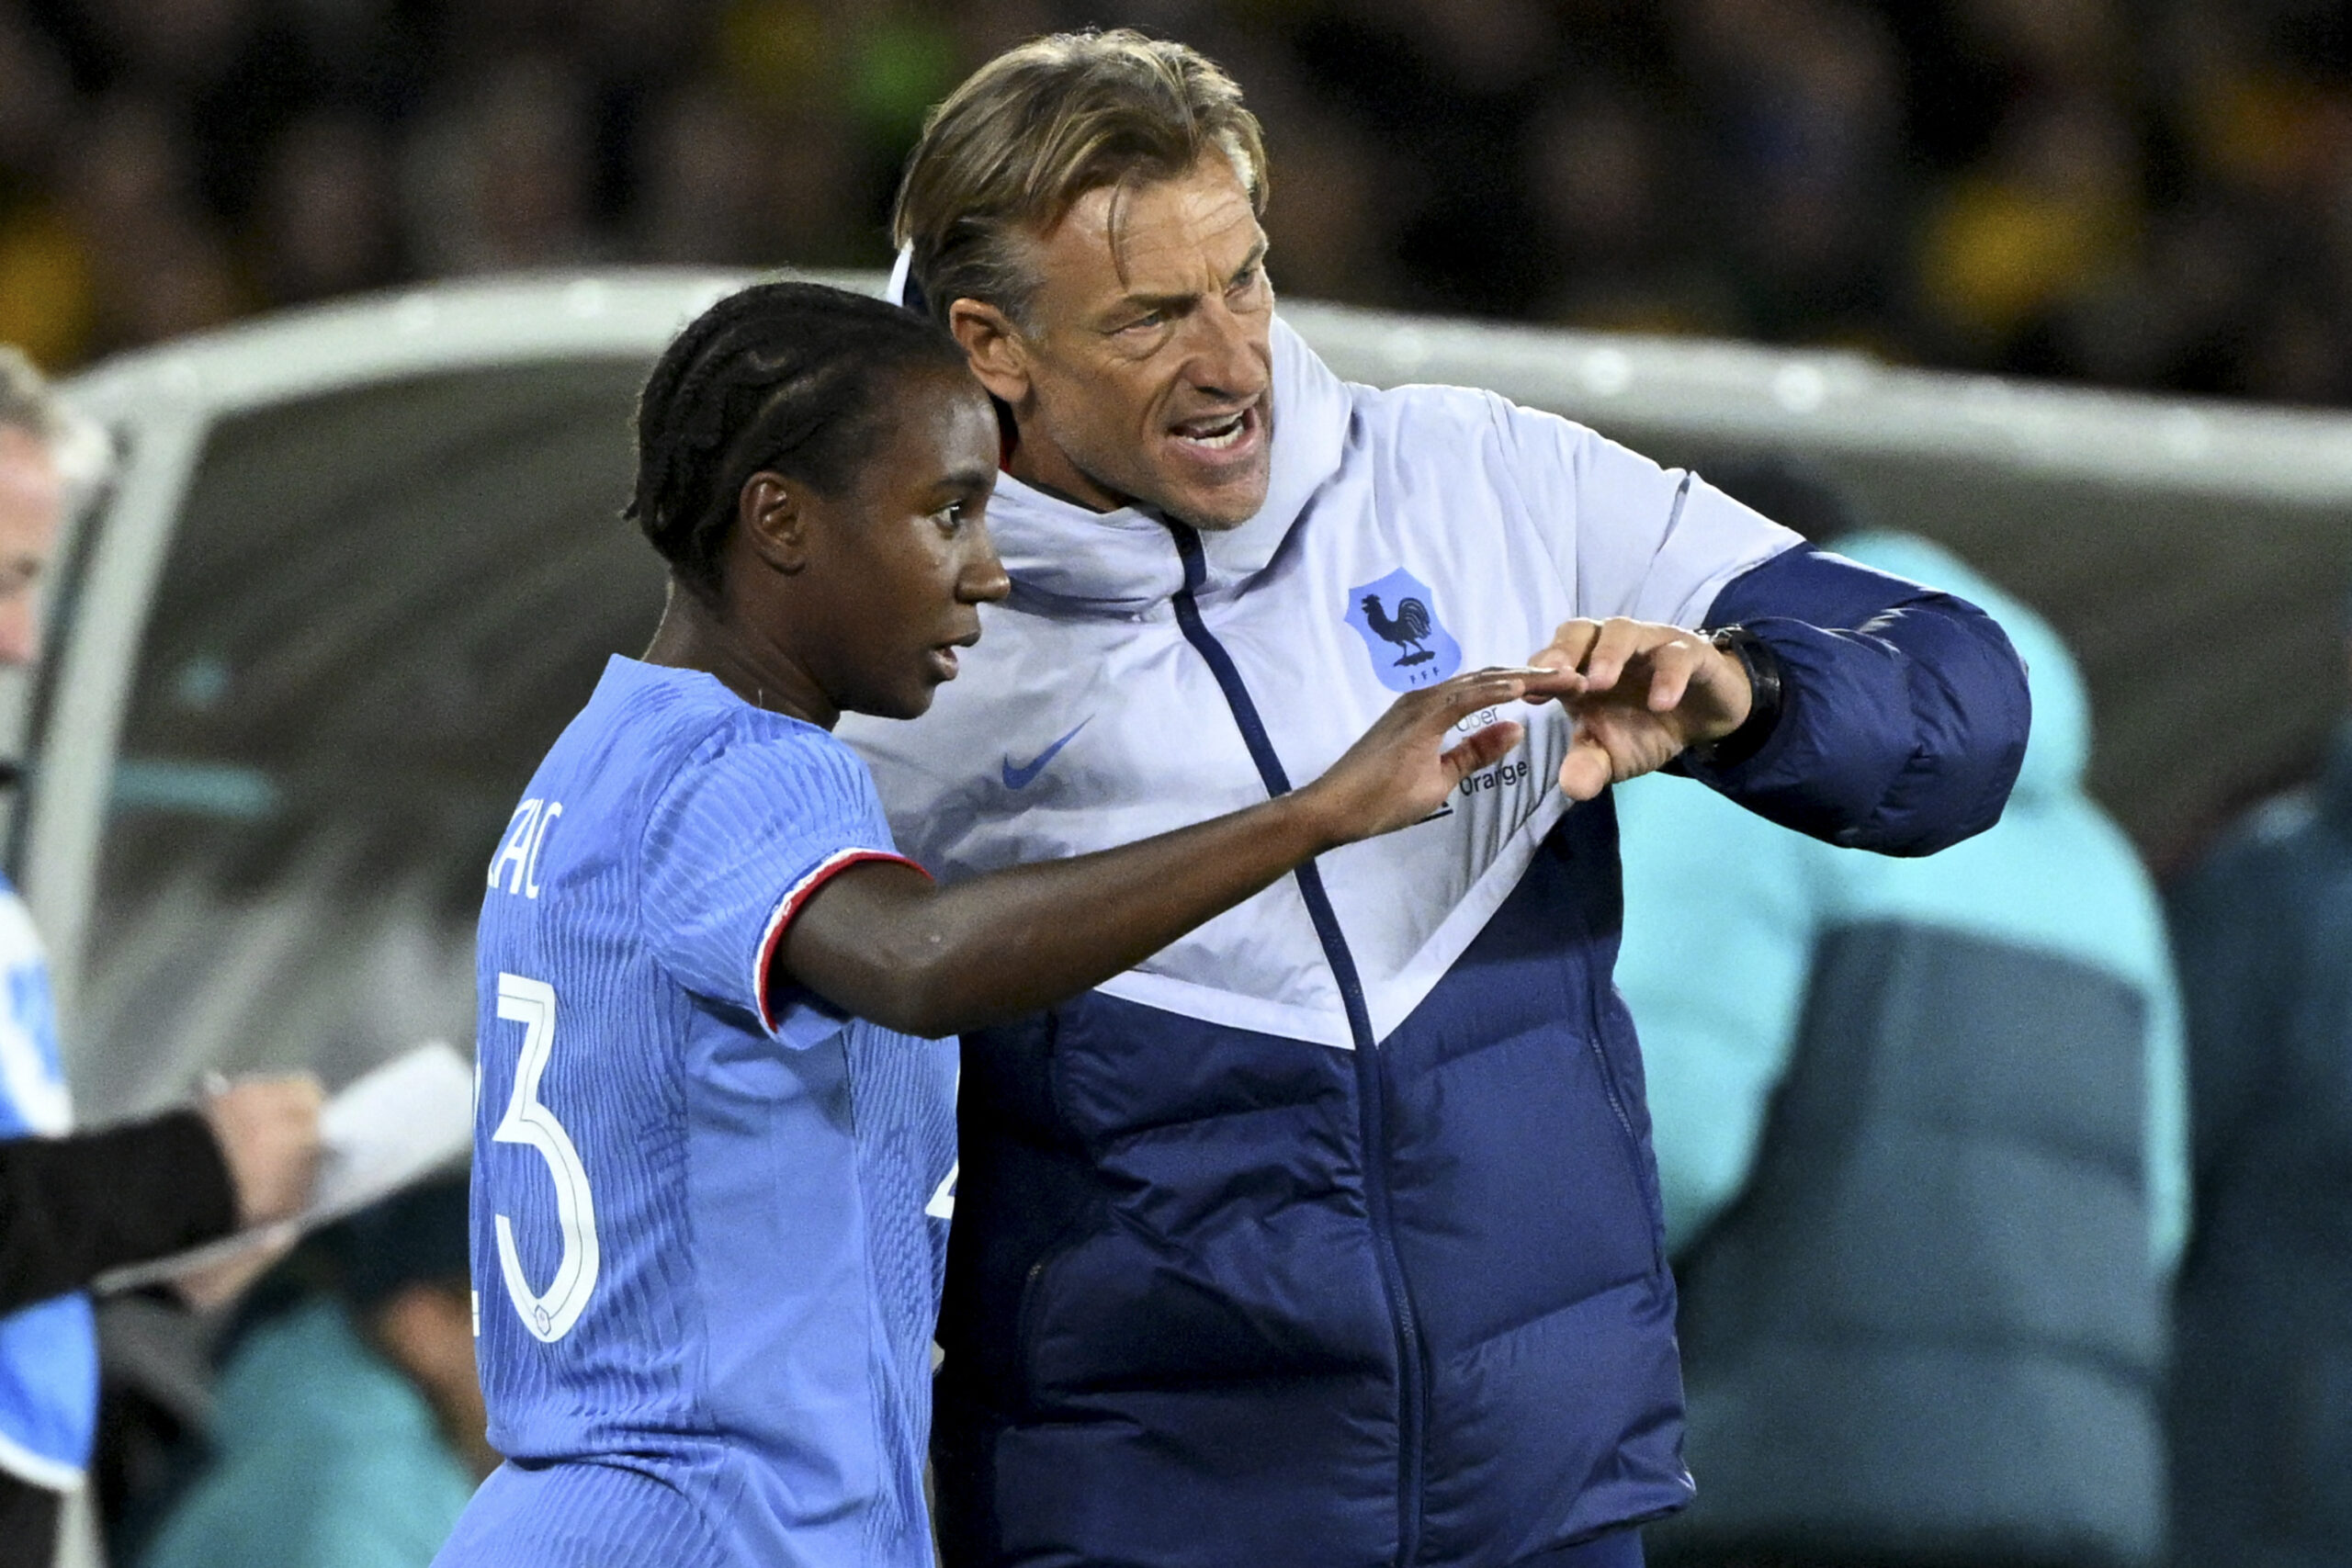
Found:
[891,29,1268,329]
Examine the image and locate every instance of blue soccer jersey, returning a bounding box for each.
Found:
[437,657,957,1568]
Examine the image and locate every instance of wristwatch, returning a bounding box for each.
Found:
[1684,625,1784,771]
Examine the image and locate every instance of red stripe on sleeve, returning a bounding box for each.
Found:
[753,849,931,1034]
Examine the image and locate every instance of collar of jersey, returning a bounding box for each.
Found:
[986,315,1352,615]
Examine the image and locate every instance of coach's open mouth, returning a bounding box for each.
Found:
[1167,403,1263,467]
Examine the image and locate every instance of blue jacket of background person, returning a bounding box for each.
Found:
[0,874,99,1495]
[1617,532,2186,1568]
[843,322,2031,1568]
[2166,716,2352,1567]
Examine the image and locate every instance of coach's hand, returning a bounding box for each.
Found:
[1523,617,1752,800]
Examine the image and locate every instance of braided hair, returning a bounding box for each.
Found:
[626,280,973,600]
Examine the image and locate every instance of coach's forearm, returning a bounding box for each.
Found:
[1687,542,2030,854]
[783,792,1336,1037]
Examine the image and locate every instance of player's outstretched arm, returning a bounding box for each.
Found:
[782,670,1530,1037]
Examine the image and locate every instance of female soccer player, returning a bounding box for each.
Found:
[436,282,1527,1567]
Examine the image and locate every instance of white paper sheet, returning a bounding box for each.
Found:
[95,1041,474,1293]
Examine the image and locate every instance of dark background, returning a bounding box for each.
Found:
[4,0,2351,407]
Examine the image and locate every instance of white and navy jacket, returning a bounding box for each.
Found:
[842,321,2030,1568]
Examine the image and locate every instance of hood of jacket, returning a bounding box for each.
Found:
[1832,530,2085,804]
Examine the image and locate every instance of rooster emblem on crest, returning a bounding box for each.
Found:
[1359,592,1438,667]
[1345,569,1461,692]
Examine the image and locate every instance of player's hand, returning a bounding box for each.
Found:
[201,1074,325,1228]
[1299,669,1530,844]
[1521,617,1753,800]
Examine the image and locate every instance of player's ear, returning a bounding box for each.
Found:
[948,298,1031,406]
[738,471,812,576]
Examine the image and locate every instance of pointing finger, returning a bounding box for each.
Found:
[1536,620,1602,663]
[1424,671,1528,726]
[1643,637,1706,714]
[1515,665,1584,703]
[1529,621,1602,695]
[1579,617,1644,694]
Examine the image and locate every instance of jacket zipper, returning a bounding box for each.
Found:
[1589,1036,1639,1151]
[1166,525,1428,1568]
[1559,844,1661,1269]
[1560,856,1654,1213]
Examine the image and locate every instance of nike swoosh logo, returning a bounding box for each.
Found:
[1001,720,1091,790]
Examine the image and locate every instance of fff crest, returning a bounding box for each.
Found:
[1344,569,1463,693]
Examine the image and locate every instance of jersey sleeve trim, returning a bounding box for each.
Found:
[0,1424,85,1492]
[752,848,930,1035]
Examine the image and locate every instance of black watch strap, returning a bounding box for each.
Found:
[1686,624,1784,772]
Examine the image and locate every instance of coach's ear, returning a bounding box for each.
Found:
[737,472,811,576]
[948,298,1031,408]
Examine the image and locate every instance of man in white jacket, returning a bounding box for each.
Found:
[842,30,2031,1568]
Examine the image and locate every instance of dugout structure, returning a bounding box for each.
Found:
[16,269,2349,1125]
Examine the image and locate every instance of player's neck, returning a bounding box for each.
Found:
[641,582,837,729]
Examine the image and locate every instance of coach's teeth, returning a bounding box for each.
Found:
[1175,412,1246,448]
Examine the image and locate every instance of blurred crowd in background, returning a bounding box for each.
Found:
[4,0,2352,404]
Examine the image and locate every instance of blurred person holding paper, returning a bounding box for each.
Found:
[0,344,323,1567]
